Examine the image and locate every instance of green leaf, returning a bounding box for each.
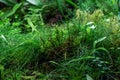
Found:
[27,18,37,32]
[96,47,109,53]
[0,64,4,80]
[56,0,65,16]
[96,47,112,63]
[86,27,91,34]
[49,61,60,66]
[86,74,94,80]
[65,0,78,8]
[111,0,116,4]
[0,34,8,44]
[0,0,17,6]
[93,36,107,48]
[1,3,22,19]
[68,56,94,64]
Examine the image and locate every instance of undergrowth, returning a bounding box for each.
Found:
[0,0,120,79]
[0,8,120,80]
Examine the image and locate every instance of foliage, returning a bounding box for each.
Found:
[0,0,120,80]
[0,0,17,6]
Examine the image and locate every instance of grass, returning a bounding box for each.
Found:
[0,3,120,80]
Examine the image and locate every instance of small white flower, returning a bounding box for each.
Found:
[89,25,96,29]
[106,19,110,22]
[86,22,94,25]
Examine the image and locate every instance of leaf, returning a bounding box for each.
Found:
[0,34,8,44]
[0,0,17,6]
[93,36,107,48]
[86,74,94,80]
[96,47,109,53]
[65,0,78,8]
[49,61,60,66]
[68,56,94,64]
[86,27,91,34]
[0,64,4,80]
[26,0,42,6]
[0,64,4,71]
[1,3,22,19]
[27,18,37,32]
[22,76,35,79]
[96,47,112,63]
[56,0,65,16]
[111,0,115,4]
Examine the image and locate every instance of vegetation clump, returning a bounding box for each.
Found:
[0,0,120,80]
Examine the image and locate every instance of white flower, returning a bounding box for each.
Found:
[86,22,96,30]
[89,25,96,29]
[86,22,94,25]
[106,19,110,22]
